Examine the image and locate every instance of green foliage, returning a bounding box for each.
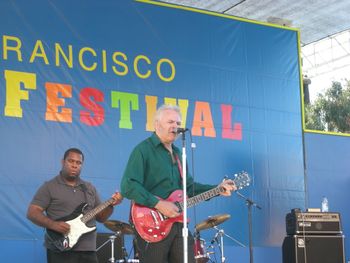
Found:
[305,80,350,133]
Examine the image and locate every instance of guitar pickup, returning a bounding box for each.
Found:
[151,211,159,225]
[158,212,165,221]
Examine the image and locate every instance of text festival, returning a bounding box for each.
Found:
[1,35,242,140]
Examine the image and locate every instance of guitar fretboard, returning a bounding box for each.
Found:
[178,172,250,210]
[81,198,115,223]
[181,186,224,210]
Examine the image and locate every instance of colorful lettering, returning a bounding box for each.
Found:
[192,101,216,137]
[80,87,104,126]
[4,70,36,117]
[111,91,139,129]
[45,82,72,122]
[221,104,242,140]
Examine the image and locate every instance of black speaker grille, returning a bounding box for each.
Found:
[282,235,345,263]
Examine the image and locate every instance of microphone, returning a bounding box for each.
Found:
[176,127,189,134]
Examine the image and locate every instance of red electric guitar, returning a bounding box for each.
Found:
[131,172,250,243]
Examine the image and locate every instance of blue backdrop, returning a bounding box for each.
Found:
[0,0,305,262]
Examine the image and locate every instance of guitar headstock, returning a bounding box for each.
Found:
[232,171,250,190]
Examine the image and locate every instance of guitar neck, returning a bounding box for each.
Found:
[180,185,224,210]
[81,198,114,223]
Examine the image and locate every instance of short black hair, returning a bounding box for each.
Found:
[63,148,84,161]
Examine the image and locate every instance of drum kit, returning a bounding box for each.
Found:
[99,214,232,263]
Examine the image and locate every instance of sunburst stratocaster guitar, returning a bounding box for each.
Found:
[131,172,250,243]
[46,192,122,251]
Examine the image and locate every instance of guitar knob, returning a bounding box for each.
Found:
[161,232,165,236]
[147,229,153,233]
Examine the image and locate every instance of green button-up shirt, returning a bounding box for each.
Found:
[121,133,215,208]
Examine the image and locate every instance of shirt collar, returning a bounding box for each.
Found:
[150,132,179,153]
[150,132,162,147]
[57,172,84,186]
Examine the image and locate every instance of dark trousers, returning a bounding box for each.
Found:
[47,249,99,263]
[134,223,195,263]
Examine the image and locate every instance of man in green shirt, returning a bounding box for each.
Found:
[121,104,236,263]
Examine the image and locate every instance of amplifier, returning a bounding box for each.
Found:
[282,235,345,263]
[286,210,342,235]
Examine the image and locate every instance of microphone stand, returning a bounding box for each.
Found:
[235,191,261,263]
[180,131,188,263]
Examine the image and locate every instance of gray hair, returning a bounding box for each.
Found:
[154,104,182,122]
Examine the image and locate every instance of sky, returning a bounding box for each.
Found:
[308,66,350,102]
[302,30,350,103]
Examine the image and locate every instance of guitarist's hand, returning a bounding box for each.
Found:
[219,179,237,196]
[51,221,71,235]
[155,200,180,218]
[111,192,123,206]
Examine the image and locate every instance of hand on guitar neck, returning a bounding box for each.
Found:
[110,192,123,206]
[218,179,237,196]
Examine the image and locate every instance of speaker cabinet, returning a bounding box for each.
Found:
[282,235,345,263]
[96,233,124,262]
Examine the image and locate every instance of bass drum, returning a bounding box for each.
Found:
[194,237,209,263]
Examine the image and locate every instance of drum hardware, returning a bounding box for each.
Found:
[194,214,231,263]
[210,225,247,263]
[116,260,139,263]
[211,227,226,263]
[97,233,120,263]
[195,214,231,232]
[195,213,246,263]
[102,220,139,262]
[104,220,134,235]
[194,232,209,263]
[132,237,140,260]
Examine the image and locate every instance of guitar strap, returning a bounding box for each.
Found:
[80,184,89,213]
[175,154,183,179]
[175,153,196,197]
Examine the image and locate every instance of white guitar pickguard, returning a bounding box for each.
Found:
[65,214,96,249]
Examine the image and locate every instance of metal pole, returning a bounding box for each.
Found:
[181,132,188,263]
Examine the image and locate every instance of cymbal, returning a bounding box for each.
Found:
[104,220,134,235]
[195,214,231,232]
